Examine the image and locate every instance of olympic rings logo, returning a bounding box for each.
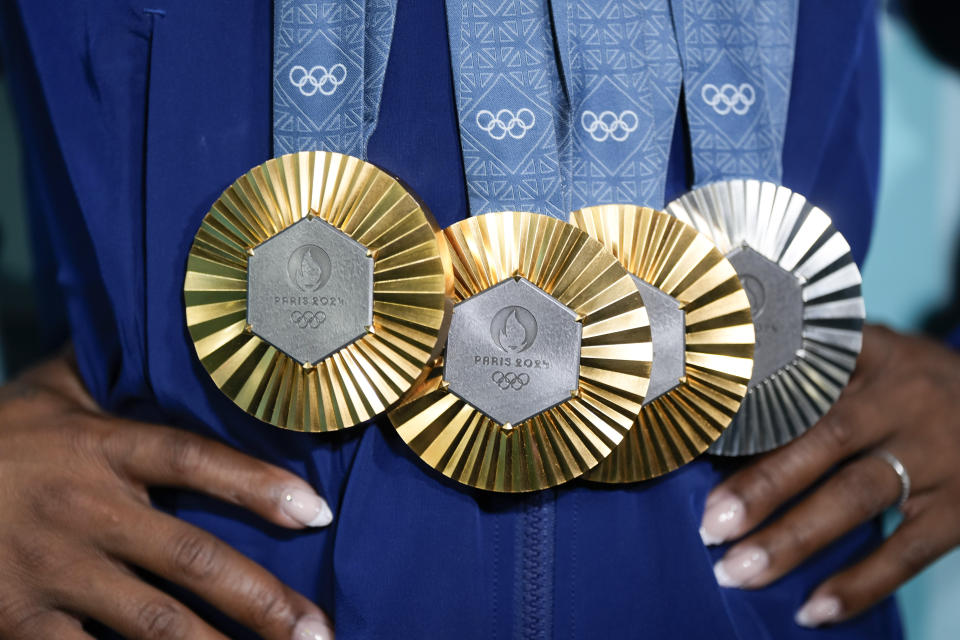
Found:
[289,64,347,97]
[476,108,536,140]
[491,371,530,391]
[580,110,639,142]
[701,82,755,116]
[291,310,327,328]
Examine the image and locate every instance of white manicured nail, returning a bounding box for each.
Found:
[293,614,334,640]
[713,546,769,588]
[795,595,842,628]
[700,492,745,545]
[281,487,333,528]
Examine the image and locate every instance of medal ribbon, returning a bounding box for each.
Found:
[444,1,570,218]
[550,1,683,211]
[446,1,798,215]
[670,0,799,186]
[446,1,684,216]
[273,0,398,158]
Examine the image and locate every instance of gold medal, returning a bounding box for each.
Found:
[184,151,452,432]
[571,205,755,482]
[666,180,865,455]
[388,211,652,492]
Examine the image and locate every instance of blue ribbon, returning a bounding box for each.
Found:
[273,0,397,158]
[444,0,570,218]
[444,0,798,217]
[551,0,684,212]
[670,0,799,186]
[274,1,798,214]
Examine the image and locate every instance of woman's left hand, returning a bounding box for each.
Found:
[700,324,960,627]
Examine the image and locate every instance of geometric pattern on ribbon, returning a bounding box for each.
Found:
[671,0,798,186]
[446,0,569,218]
[273,0,397,158]
[755,0,799,159]
[363,0,398,139]
[554,0,682,211]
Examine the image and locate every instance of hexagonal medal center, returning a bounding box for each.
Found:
[631,276,685,404]
[727,245,803,387]
[247,216,373,365]
[444,278,582,425]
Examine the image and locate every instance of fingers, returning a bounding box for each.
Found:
[795,507,959,627]
[292,615,336,640]
[99,502,332,640]
[52,565,228,640]
[99,422,332,529]
[701,325,901,546]
[701,371,899,545]
[20,614,92,640]
[0,606,92,640]
[711,454,902,588]
[8,347,99,413]
[844,325,898,394]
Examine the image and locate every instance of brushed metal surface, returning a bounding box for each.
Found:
[444,277,581,426]
[571,204,754,482]
[389,211,651,492]
[666,179,865,456]
[726,245,802,388]
[631,275,685,404]
[184,151,452,432]
[247,216,373,365]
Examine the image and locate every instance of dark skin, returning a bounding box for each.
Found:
[702,325,960,627]
[1,325,956,636]
[0,352,334,640]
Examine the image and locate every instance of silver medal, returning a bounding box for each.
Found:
[666,179,865,455]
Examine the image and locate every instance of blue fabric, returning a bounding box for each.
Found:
[447,0,798,213]
[273,0,397,157]
[446,0,569,218]
[0,0,892,638]
[672,0,799,185]
[551,0,683,211]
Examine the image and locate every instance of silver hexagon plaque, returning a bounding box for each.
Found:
[632,275,686,404]
[443,277,582,425]
[247,216,374,365]
[726,245,803,387]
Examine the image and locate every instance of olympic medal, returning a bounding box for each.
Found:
[571,205,755,482]
[388,211,652,492]
[184,151,452,432]
[666,180,865,455]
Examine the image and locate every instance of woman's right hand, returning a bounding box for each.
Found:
[0,351,335,640]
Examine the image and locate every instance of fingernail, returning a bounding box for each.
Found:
[293,614,334,640]
[713,545,768,588]
[700,492,745,545]
[281,486,333,528]
[795,595,842,628]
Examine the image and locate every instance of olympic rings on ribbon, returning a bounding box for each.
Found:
[580,110,639,142]
[290,310,327,328]
[476,108,536,140]
[289,64,348,97]
[701,82,755,116]
[491,371,530,391]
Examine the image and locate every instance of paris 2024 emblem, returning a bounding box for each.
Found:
[287,245,332,292]
[443,278,582,425]
[490,306,537,353]
[246,216,374,365]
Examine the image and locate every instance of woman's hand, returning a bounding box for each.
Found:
[700,325,960,627]
[0,351,335,640]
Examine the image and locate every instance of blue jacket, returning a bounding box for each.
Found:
[0,1,898,638]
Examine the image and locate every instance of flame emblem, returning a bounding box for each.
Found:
[490,306,537,353]
[286,244,332,292]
